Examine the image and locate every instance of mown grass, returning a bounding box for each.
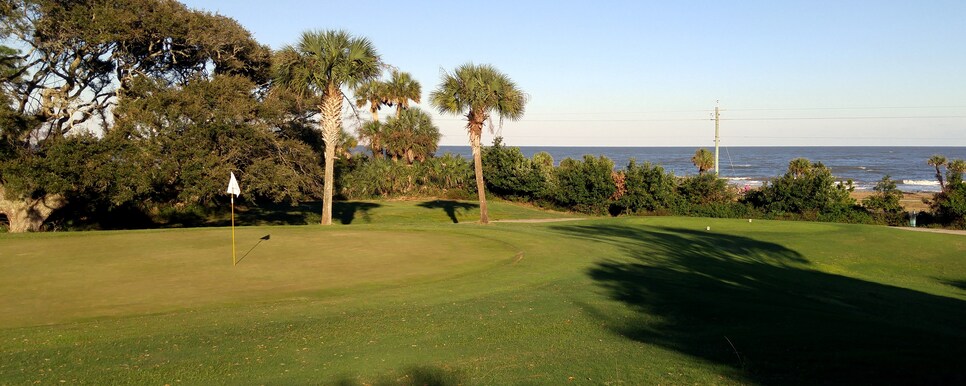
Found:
[1,203,964,385]
[168,198,573,228]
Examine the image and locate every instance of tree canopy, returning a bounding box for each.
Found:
[382,108,440,164]
[0,0,307,231]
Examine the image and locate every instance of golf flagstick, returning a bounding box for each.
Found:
[231,194,236,266]
[226,172,241,266]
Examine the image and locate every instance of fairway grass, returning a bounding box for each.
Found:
[2,207,965,384]
[230,198,573,227]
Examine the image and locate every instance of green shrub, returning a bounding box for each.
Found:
[481,137,547,199]
[339,154,472,199]
[613,160,681,215]
[680,201,757,219]
[552,155,616,215]
[744,159,855,214]
[678,173,735,207]
[931,180,966,229]
[862,176,906,226]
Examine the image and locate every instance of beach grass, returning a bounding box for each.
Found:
[1,203,964,384]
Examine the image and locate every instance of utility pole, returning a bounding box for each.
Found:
[714,101,720,175]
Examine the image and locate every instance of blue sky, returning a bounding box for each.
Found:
[181,0,965,147]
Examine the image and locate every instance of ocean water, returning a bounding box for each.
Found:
[436,146,966,192]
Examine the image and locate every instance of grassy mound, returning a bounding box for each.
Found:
[1,203,964,384]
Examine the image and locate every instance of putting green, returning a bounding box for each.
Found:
[0,226,518,328]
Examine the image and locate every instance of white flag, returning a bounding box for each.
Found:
[226,172,241,197]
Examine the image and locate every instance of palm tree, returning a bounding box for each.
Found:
[273,30,381,225]
[691,148,714,174]
[430,63,527,224]
[788,157,812,179]
[354,80,390,121]
[383,107,440,164]
[385,70,421,117]
[928,154,947,191]
[337,128,358,160]
[357,120,385,158]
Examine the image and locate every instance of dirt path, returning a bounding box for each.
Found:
[895,227,966,236]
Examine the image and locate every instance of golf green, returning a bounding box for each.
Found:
[1,214,964,384]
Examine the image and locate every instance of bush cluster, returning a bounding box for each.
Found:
[742,159,872,223]
[472,144,894,225]
[480,138,549,199]
[928,159,966,229]
[339,153,473,199]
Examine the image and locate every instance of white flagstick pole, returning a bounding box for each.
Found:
[231,194,236,266]
[227,172,241,267]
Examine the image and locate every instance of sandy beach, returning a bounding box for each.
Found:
[851,191,932,212]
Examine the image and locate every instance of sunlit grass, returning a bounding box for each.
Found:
[1,204,964,384]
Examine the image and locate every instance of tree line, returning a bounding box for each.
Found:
[339,140,966,228]
[0,0,523,232]
[2,0,964,232]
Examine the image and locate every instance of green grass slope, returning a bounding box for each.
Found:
[227,198,573,227]
[1,205,964,384]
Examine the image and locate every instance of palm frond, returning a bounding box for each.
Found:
[430,63,527,125]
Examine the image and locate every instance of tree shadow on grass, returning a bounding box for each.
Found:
[417,200,478,223]
[939,278,966,292]
[235,201,318,226]
[550,224,966,385]
[332,201,382,224]
[333,365,464,386]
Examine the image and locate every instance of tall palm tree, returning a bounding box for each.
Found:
[354,80,390,122]
[928,154,947,191]
[386,70,421,117]
[691,148,714,174]
[273,30,381,225]
[430,63,526,224]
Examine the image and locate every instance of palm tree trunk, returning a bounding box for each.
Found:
[935,166,946,191]
[469,122,489,224]
[322,142,335,225]
[320,86,343,226]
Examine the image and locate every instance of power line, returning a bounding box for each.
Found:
[431,105,966,117]
[434,118,708,122]
[434,115,966,123]
[726,105,966,112]
[723,115,966,121]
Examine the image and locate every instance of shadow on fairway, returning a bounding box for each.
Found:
[235,201,319,226]
[940,278,966,291]
[550,224,966,385]
[333,365,463,386]
[417,200,478,223]
[332,201,382,224]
